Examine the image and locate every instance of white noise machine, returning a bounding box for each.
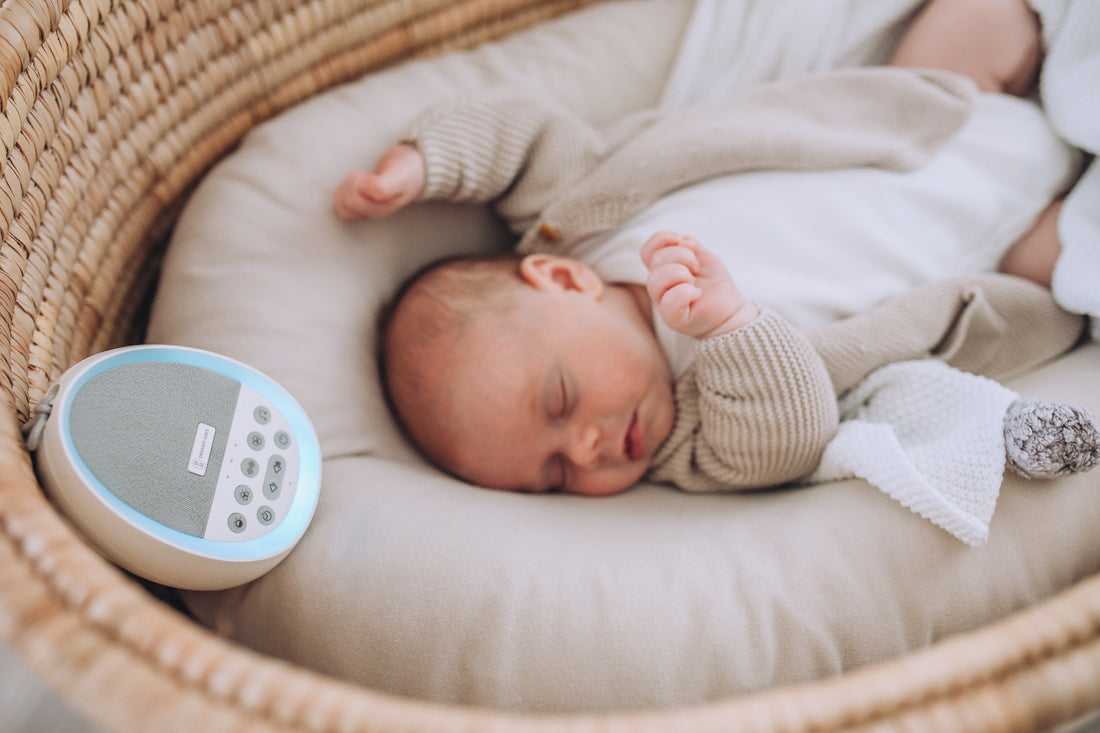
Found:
[25,345,321,590]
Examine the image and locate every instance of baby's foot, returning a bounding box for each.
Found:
[1004,399,1100,479]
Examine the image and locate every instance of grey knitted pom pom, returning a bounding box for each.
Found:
[1004,399,1100,480]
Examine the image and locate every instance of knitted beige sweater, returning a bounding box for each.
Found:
[401,71,1085,491]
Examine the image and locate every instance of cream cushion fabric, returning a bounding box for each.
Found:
[146,0,1100,714]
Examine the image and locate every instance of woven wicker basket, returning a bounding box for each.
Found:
[2,0,1100,730]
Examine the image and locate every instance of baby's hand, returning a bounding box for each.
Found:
[641,231,759,339]
[334,143,425,220]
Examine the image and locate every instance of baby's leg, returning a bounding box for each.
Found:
[890,0,1042,96]
[999,198,1063,288]
[893,1,1062,287]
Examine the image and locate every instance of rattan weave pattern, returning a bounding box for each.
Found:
[2,0,1100,730]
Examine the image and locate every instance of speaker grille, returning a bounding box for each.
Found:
[69,362,240,536]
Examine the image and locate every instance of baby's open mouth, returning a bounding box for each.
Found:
[625,411,645,461]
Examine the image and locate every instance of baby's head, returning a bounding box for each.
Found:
[380,251,676,496]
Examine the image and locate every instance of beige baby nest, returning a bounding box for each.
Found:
[2,0,1100,730]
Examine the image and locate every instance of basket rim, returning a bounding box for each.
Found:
[2,0,1100,730]
[4,353,1100,731]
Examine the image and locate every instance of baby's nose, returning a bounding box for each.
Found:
[567,423,604,469]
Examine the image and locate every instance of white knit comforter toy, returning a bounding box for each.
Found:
[808,360,1020,547]
[1032,0,1100,338]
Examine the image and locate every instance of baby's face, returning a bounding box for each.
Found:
[430,279,676,496]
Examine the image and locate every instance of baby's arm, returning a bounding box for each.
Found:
[807,273,1085,396]
[642,232,839,492]
[334,89,607,232]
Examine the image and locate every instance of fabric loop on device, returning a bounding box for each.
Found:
[22,383,58,452]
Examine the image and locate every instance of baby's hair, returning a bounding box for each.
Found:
[381,252,525,338]
[376,251,525,465]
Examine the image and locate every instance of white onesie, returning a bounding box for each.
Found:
[573,93,1081,378]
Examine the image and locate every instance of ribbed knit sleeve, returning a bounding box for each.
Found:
[404,89,605,236]
[648,311,839,493]
[808,273,1086,396]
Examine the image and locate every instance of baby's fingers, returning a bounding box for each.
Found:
[334,172,405,219]
[646,262,696,304]
[334,172,376,218]
[654,282,702,331]
[640,230,696,267]
[646,241,700,275]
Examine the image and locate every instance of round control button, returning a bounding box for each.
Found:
[274,431,291,450]
[247,431,265,450]
[257,506,275,526]
[241,458,260,478]
[227,512,246,534]
[234,485,253,505]
[254,405,271,424]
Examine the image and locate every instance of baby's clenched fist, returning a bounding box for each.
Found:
[334,143,425,220]
[640,231,758,339]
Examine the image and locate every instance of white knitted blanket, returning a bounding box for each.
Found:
[808,360,1019,547]
[1033,0,1100,337]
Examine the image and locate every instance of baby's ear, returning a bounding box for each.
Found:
[519,254,603,296]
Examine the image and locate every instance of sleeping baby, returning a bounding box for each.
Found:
[333,0,1099,520]
[365,229,1097,497]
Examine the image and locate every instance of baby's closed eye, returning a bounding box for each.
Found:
[546,369,574,422]
[553,374,568,420]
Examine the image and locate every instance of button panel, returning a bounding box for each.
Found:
[203,384,300,542]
